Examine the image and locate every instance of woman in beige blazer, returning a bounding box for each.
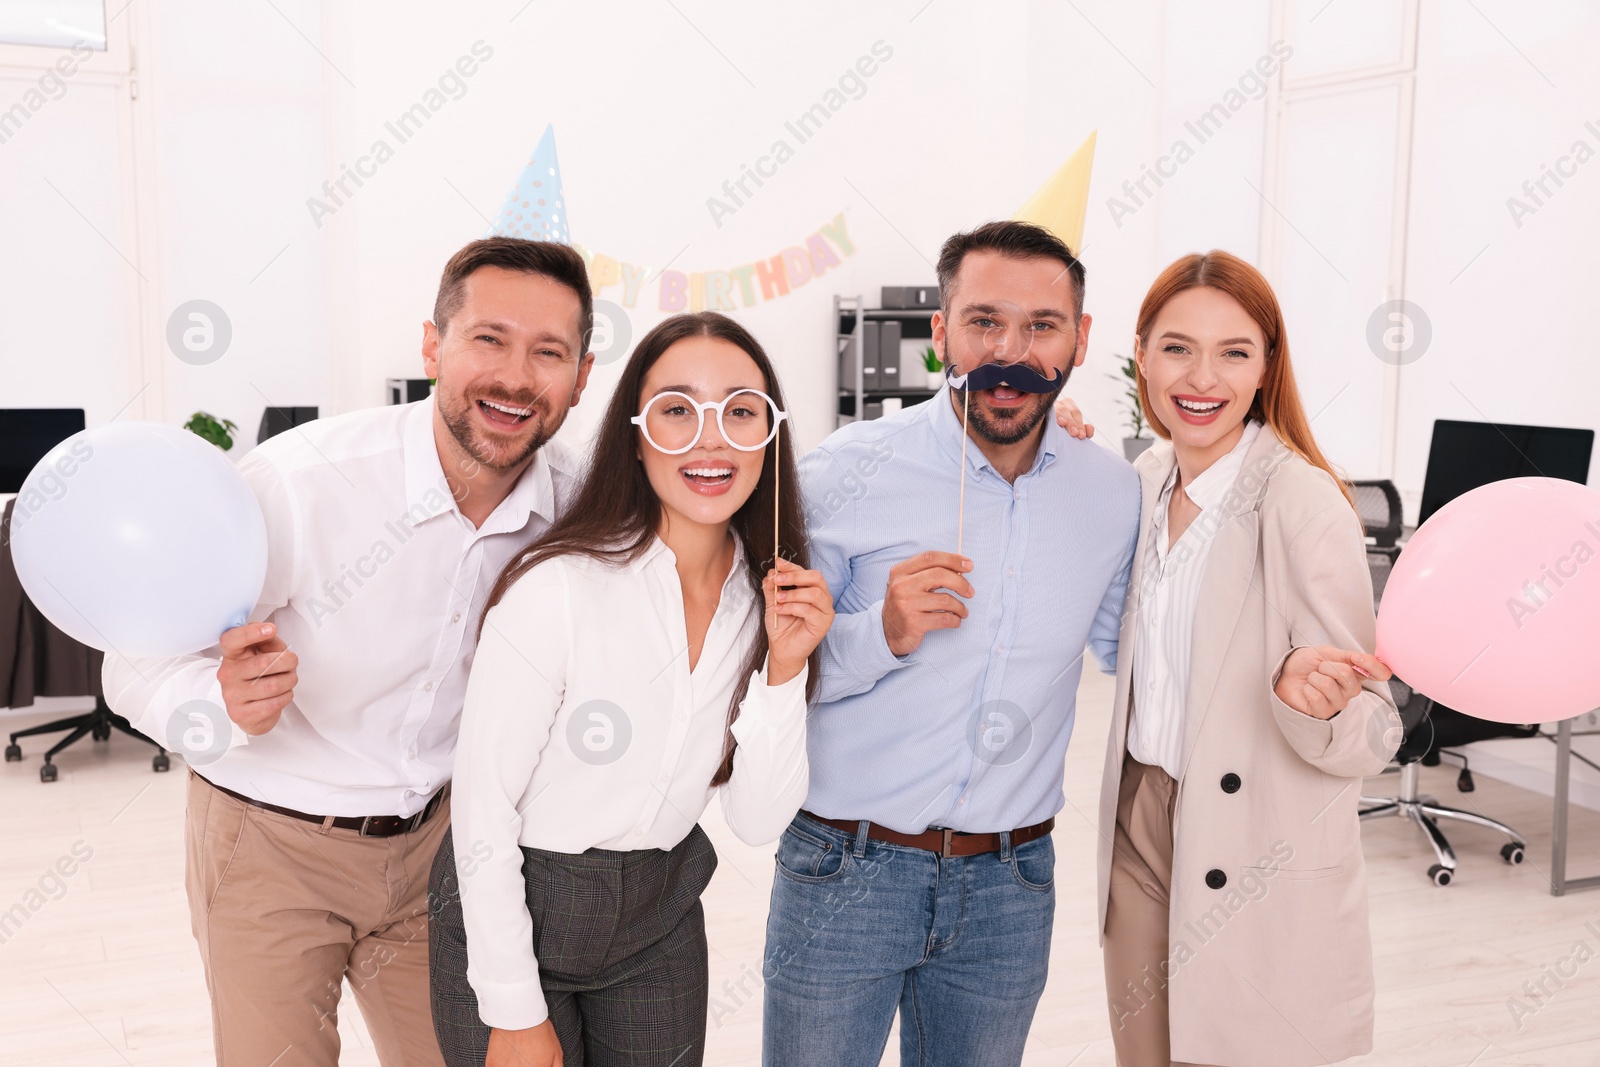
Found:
[1063,251,1402,1066]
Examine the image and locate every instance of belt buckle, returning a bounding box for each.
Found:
[359,797,432,837]
[940,827,954,858]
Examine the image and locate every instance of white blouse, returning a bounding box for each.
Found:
[1128,420,1262,780]
[451,533,809,1030]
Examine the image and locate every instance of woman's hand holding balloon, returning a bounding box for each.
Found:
[1274,645,1392,721]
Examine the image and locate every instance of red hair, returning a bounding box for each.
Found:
[1134,250,1354,508]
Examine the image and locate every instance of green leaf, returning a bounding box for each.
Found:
[183,410,236,451]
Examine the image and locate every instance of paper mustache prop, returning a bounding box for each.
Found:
[946,360,1065,394]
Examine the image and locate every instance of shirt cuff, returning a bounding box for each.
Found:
[733,660,809,742]
[857,600,912,675]
[471,975,550,1031]
[1268,645,1336,753]
[204,676,252,751]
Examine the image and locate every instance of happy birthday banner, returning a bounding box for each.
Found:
[573,214,854,312]
[487,125,856,312]
[488,124,1095,314]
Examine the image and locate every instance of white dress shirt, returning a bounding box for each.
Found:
[101,397,578,817]
[1128,420,1262,780]
[452,533,809,1030]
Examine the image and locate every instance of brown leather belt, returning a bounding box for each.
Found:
[204,775,447,838]
[801,811,1054,858]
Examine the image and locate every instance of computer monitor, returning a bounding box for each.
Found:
[0,408,87,493]
[1418,419,1594,525]
[258,406,318,445]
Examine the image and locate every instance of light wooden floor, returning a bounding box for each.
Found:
[3,670,1599,1066]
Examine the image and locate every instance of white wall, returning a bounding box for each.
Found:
[2,0,1594,500]
[142,0,335,445]
[1396,0,1600,514]
[319,0,1168,452]
[0,17,140,428]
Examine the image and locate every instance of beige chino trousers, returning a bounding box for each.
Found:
[185,770,449,1067]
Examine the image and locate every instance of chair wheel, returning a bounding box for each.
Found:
[1501,843,1525,865]
[92,725,110,742]
[1457,768,1475,792]
[1428,863,1453,886]
[39,762,59,783]
[152,753,171,773]
[4,743,20,762]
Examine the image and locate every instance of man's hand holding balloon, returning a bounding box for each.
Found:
[217,622,298,735]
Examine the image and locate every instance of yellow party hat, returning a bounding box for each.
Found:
[1013,130,1096,252]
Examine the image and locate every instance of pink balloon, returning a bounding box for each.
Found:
[1376,477,1600,724]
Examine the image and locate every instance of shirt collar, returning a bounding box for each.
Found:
[1161,418,1263,511]
[644,528,751,586]
[401,395,559,535]
[926,384,1060,477]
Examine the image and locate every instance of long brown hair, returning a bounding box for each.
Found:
[1134,250,1355,508]
[481,311,816,786]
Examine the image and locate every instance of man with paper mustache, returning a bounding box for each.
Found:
[762,219,1140,1067]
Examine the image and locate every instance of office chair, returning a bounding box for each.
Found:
[5,699,170,782]
[1349,479,1402,565]
[1,496,170,782]
[1359,691,1532,886]
[1349,478,1531,886]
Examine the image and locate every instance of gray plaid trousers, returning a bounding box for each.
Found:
[428,824,718,1066]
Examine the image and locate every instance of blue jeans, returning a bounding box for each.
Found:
[761,813,1055,1067]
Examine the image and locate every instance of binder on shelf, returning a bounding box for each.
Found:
[882,286,938,309]
[838,335,859,391]
[879,320,902,389]
[862,321,881,390]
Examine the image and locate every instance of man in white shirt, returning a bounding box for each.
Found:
[102,238,596,1067]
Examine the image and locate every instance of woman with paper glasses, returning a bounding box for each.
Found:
[429,311,833,1067]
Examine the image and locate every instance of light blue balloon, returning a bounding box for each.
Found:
[9,422,267,659]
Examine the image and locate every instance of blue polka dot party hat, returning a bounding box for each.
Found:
[488,124,568,242]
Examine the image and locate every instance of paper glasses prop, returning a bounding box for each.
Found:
[631,388,791,567]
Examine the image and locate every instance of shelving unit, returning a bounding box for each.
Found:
[833,294,943,429]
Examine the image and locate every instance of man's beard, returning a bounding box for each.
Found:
[438,389,558,473]
[962,387,1063,445]
[947,343,1069,446]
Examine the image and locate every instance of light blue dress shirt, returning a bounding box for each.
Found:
[799,386,1140,834]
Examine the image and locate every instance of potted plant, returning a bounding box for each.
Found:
[184,411,239,451]
[922,345,944,390]
[1109,355,1153,461]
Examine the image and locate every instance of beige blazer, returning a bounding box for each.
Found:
[1096,426,1401,1067]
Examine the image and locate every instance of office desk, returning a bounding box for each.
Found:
[1551,716,1600,895]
